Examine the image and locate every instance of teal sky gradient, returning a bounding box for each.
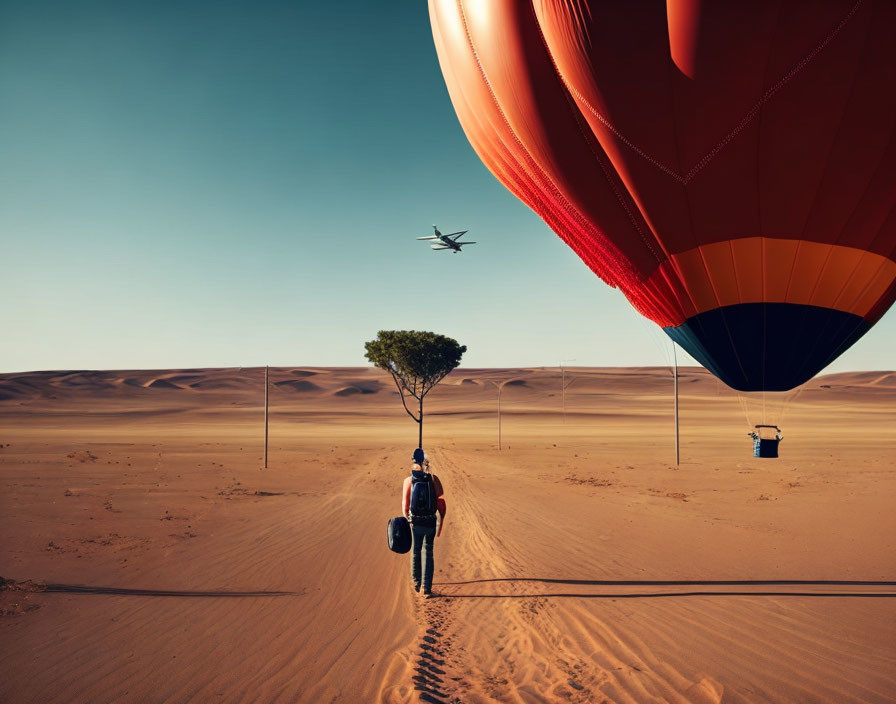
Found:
[2,1,894,374]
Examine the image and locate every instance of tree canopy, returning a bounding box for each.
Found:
[364,330,466,443]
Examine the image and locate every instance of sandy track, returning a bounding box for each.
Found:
[1,366,895,702]
[396,447,895,704]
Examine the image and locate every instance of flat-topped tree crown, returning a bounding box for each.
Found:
[364,330,466,446]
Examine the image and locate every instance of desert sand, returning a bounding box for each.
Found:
[1,366,894,703]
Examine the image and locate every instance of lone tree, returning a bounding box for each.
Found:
[364,330,466,447]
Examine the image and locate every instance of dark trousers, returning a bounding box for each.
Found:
[411,521,436,592]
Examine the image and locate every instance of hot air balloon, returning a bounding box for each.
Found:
[430,0,896,391]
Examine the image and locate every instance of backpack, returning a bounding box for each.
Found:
[409,469,437,517]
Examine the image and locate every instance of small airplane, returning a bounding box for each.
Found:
[417,225,476,253]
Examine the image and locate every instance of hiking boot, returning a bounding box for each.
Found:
[422,590,433,599]
[413,583,421,593]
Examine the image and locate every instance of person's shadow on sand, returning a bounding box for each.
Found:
[14,579,893,600]
[431,577,896,599]
[2,580,295,598]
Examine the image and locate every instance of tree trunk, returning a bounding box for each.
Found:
[418,396,424,448]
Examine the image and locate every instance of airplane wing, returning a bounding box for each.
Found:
[417,236,440,240]
[457,241,476,246]
[447,230,468,240]
[431,244,452,250]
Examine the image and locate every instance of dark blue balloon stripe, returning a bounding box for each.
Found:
[664,303,871,391]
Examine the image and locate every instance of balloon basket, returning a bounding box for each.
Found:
[750,425,782,458]
[753,438,780,458]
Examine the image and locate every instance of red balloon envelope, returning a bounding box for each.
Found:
[430,0,896,391]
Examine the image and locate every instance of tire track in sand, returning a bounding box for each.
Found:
[411,596,461,703]
[401,448,531,703]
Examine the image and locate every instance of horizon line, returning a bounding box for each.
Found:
[2,365,893,376]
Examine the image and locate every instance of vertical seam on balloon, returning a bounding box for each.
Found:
[436,10,548,227]
[666,27,751,388]
[682,0,864,184]
[818,316,869,370]
[865,277,896,323]
[529,1,680,326]
[869,199,896,259]
[833,253,892,315]
[660,36,707,331]
[778,240,813,381]
[761,238,767,392]
[562,80,685,182]
[797,244,837,348]
[856,150,896,258]
[755,0,779,399]
[833,254,887,311]
[449,0,573,254]
[455,0,576,235]
[573,104,664,265]
[797,38,869,251]
[788,251,882,385]
[783,240,801,303]
[755,1,783,242]
[790,307,866,387]
[835,113,896,256]
[454,0,635,287]
[728,240,743,304]
[695,245,751,388]
[783,5,872,384]
[442,49,570,251]
[800,8,871,298]
[550,0,864,185]
[528,2,665,268]
[874,199,896,260]
[688,262,750,389]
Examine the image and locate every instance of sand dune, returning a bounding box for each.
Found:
[1,367,894,703]
[273,380,320,393]
[146,379,182,390]
[333,380,381,397]
[6,364,888,404]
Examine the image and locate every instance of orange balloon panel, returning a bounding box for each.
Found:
[430,0,896,390]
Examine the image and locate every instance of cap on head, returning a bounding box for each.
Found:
[412,448,425,464]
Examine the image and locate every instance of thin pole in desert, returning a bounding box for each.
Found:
[560,359,576,422]
[264,365,269,469]
[673,344,680,466]
[487,380,505,450]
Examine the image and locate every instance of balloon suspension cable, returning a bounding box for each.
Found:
[736,390,752,431]
[736,383,804,434]
[632,308,675,371]
[777,383,805,426]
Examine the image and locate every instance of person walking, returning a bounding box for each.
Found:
[402,448,446,598]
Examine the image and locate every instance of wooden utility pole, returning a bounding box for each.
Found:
[673,344,680,466]
[562,365,566,420]
[497,382,502,450]
[560,359,576,422]
[487,380,504,450]
[264,365,269,469]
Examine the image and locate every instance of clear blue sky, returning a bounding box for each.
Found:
[2,0,893,374]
